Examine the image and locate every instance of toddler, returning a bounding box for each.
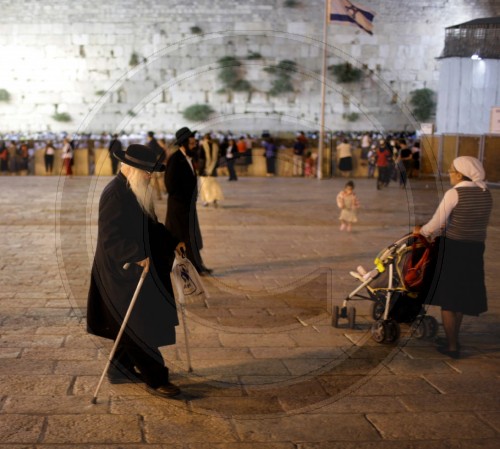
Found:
[336,180,360,232]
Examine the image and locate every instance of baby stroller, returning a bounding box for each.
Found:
[332,233,439,344]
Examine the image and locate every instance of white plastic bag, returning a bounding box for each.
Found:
[171,254,209,304]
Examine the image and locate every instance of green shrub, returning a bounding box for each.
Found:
[246,51,262,60]
[129,52,140,67]
[265,60,297,96]
[0,89,11,102]
[269,78,294,96]
[182,104,214,122]
[409,88,436,122]
[277,60,297,72]
[52,112,72,122]
[232,79,252,92]
[95,90,106,96]
[329,63,363,83]
[190,26,203,35]
[284,0,300,7]
[218,56,241,67]
[342,112,360,122]
[217,56,252,93]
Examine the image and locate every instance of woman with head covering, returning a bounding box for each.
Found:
[414,156,493,359]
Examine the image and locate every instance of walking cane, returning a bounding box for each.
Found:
[91,263,148,404]
[178,295,193,373]
[174,250,193,373]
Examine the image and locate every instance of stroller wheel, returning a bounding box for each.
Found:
[371,320,387,343]
[410,317,427,339]
[385,319,400,343]
[347,306,356,329]
[370,298,385,321]
[423,316,438,339]
[332,306,340,328]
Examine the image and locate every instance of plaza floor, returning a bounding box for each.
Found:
[0,173,499,448]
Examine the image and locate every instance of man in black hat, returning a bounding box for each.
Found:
[87,144,185,398]
[164,127,212,275]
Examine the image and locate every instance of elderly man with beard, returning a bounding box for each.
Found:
[87,144,185,398]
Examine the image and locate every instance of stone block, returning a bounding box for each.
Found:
[144,413,238,444]
[188,358,289,377]
[400,393,500,412]
[234,22,272,32]
[0,414,44,443]
[287,22,314,36]
[0,375,71,395]
[351,374,441,396]
[2,394,109,415]
[367,411,497,440]
[71,34,89,46]
[233,413,380,442]
[43,415,142,443]
[423,373,500,395]
[218,333,295,348]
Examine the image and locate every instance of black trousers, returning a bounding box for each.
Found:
[112,339,169,388]
[227,158,237,180]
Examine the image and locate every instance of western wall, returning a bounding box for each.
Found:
[1,0,500,134]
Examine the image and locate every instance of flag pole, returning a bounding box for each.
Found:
[318,0,329,180]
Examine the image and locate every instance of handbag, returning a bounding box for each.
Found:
[171,254,209,304]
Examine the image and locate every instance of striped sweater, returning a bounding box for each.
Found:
[446,187,492,242]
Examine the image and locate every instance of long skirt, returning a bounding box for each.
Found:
[199,176,224,203]
[425,237,487,316]
[338,156,352,172]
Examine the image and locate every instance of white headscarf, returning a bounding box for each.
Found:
[452,156,487,191]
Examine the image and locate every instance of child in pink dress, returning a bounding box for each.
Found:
[336,180,360,232]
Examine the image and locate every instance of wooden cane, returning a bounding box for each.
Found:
[91,263,148,404]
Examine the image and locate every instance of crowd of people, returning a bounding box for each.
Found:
[335,132,421,189]
[0,130,422,182]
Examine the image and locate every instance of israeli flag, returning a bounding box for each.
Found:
[329,0,376,35]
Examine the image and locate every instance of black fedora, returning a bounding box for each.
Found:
[114,144,166,172]
[175,127,197,146]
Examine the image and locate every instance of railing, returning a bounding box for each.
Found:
[420,133,500,183]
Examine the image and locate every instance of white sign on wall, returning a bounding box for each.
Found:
[490,107,500,134]
[420,123,434,134]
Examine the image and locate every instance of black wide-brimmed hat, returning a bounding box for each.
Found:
[114,144,166,172]
[175,127,197,146]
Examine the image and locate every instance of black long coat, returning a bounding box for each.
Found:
[87,173,179,348]
[164,149,203,256]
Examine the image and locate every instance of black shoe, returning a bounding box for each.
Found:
[200,266,213,275]
[107,366,143,384]
[147,382,181,398]
[436,346,460,359]
[435,337,461,351]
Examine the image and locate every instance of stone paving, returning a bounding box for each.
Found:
[0,173,499,448]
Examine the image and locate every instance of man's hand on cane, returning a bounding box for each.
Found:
[176,242,186,257]
[136,257,150,273]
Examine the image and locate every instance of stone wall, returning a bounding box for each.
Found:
[1,0,500,134]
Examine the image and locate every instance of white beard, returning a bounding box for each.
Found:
[126,167,155,218]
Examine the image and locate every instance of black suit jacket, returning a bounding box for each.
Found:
[164,149,203,250]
